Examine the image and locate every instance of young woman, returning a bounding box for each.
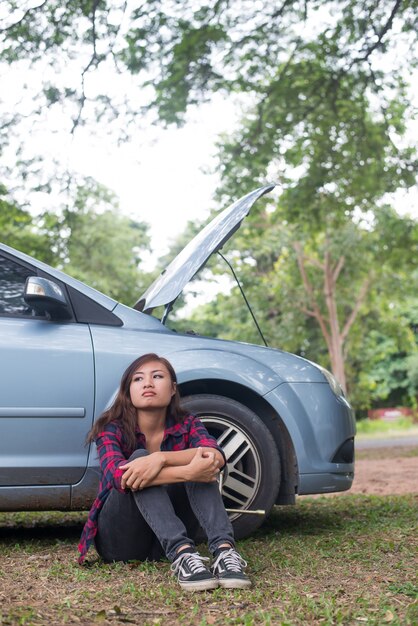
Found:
[78,353,251,591]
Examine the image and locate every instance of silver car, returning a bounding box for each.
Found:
[0,185,355,538]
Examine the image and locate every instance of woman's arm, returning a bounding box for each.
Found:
[151,447,220,486]
[119,414,226,489]
[161,447,224,467]
[121,447,220,490]
[187,415,227,467]
[95,426,127,493]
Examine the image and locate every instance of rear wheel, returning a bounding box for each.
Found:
[181,394,281,538]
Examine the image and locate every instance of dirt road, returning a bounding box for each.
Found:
[324,442,418,497]
[350,446,418,495]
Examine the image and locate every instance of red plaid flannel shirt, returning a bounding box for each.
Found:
[78,413,223,563]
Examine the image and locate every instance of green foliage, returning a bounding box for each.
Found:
[406,353,418,396]
[53,179,152,305]
[354,331,417,409]
[150,21,227,125]
[172,200,418,407]
[2,1,417,133]
[165,1,418,406]
[1,178,152,305]
[356,417,416,436]
[0,186,58,264]
[1,0,418,407]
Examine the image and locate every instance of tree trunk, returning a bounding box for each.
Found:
[293,241,370,396]
[323,249,347,393]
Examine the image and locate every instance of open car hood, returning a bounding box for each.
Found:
[134,184,275,313]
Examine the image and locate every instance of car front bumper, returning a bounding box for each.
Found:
[265,381,356,495]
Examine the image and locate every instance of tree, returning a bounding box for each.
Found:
[2,2,416,213]
[406,353,418,404]
[171,66,417,397]
[49,177,153,305]
[1,178,152,305]
[0,184,59,264]
[1,2,417,140]
[288,210,418,395]
[292,235,370,394]
[191,1,417,399]
[179,206,418,407]
[1,0,418,406]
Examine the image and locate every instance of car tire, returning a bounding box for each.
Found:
[181,394,281,538]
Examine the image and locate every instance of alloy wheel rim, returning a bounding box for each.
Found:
[201,415,262,518]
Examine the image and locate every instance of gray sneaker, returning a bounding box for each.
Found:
[211,548,252,589]
[171,551,219,592]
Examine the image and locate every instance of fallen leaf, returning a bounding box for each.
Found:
[95,609,107,622]
[27,554,51,561]
[383,610,394,622]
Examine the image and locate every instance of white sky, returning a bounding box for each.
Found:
[62,103,241,304]
[64,98,239,261]
[2,81,240,264]
[64,104,417,267]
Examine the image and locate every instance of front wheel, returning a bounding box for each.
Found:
[181,394,281,538]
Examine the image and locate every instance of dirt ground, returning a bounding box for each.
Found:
[338,445,418,496]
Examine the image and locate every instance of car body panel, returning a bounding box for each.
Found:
[175,341,326,384]
[135,184,275,312]
[264,383,354,480]
[112,302,174,331]
[0,485,71,511]
[88,323,333,420]
[88,328,283,421]
[0,317,94,486]
[298,472,354,494]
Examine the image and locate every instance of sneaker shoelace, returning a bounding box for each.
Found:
[212,548,247,573]
[171,552,210,578]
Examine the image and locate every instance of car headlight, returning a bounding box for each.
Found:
[316,365,345,398]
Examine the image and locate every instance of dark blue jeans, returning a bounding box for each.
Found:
[95,449,235,562]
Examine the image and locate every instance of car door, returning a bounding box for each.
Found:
[0,252,94,486]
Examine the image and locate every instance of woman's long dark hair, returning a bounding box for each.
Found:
[87,353,187,451]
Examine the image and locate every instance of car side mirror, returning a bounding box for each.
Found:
[24,276,72,320]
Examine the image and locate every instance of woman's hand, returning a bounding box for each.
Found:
[119,452,165,490]
[185,447,221,483]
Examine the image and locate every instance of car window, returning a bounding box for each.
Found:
[0,255,38,317]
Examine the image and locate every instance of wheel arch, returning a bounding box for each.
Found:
[179,378,298,505]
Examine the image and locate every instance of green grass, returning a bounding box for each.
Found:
[0,495,417,625]
[356,416,418,438]
[356,445,418,460]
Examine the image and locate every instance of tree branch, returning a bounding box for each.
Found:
[332,256,345,284]
[304,255,325,271]
[71,0,101,134]
[341,277,371,343]
[293,241,331,347]
[0,0,48,32]
[352,0,403,66]
[300,306,320,319]
[109,1,129,71]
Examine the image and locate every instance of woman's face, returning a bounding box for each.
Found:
[129,360,176,412]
